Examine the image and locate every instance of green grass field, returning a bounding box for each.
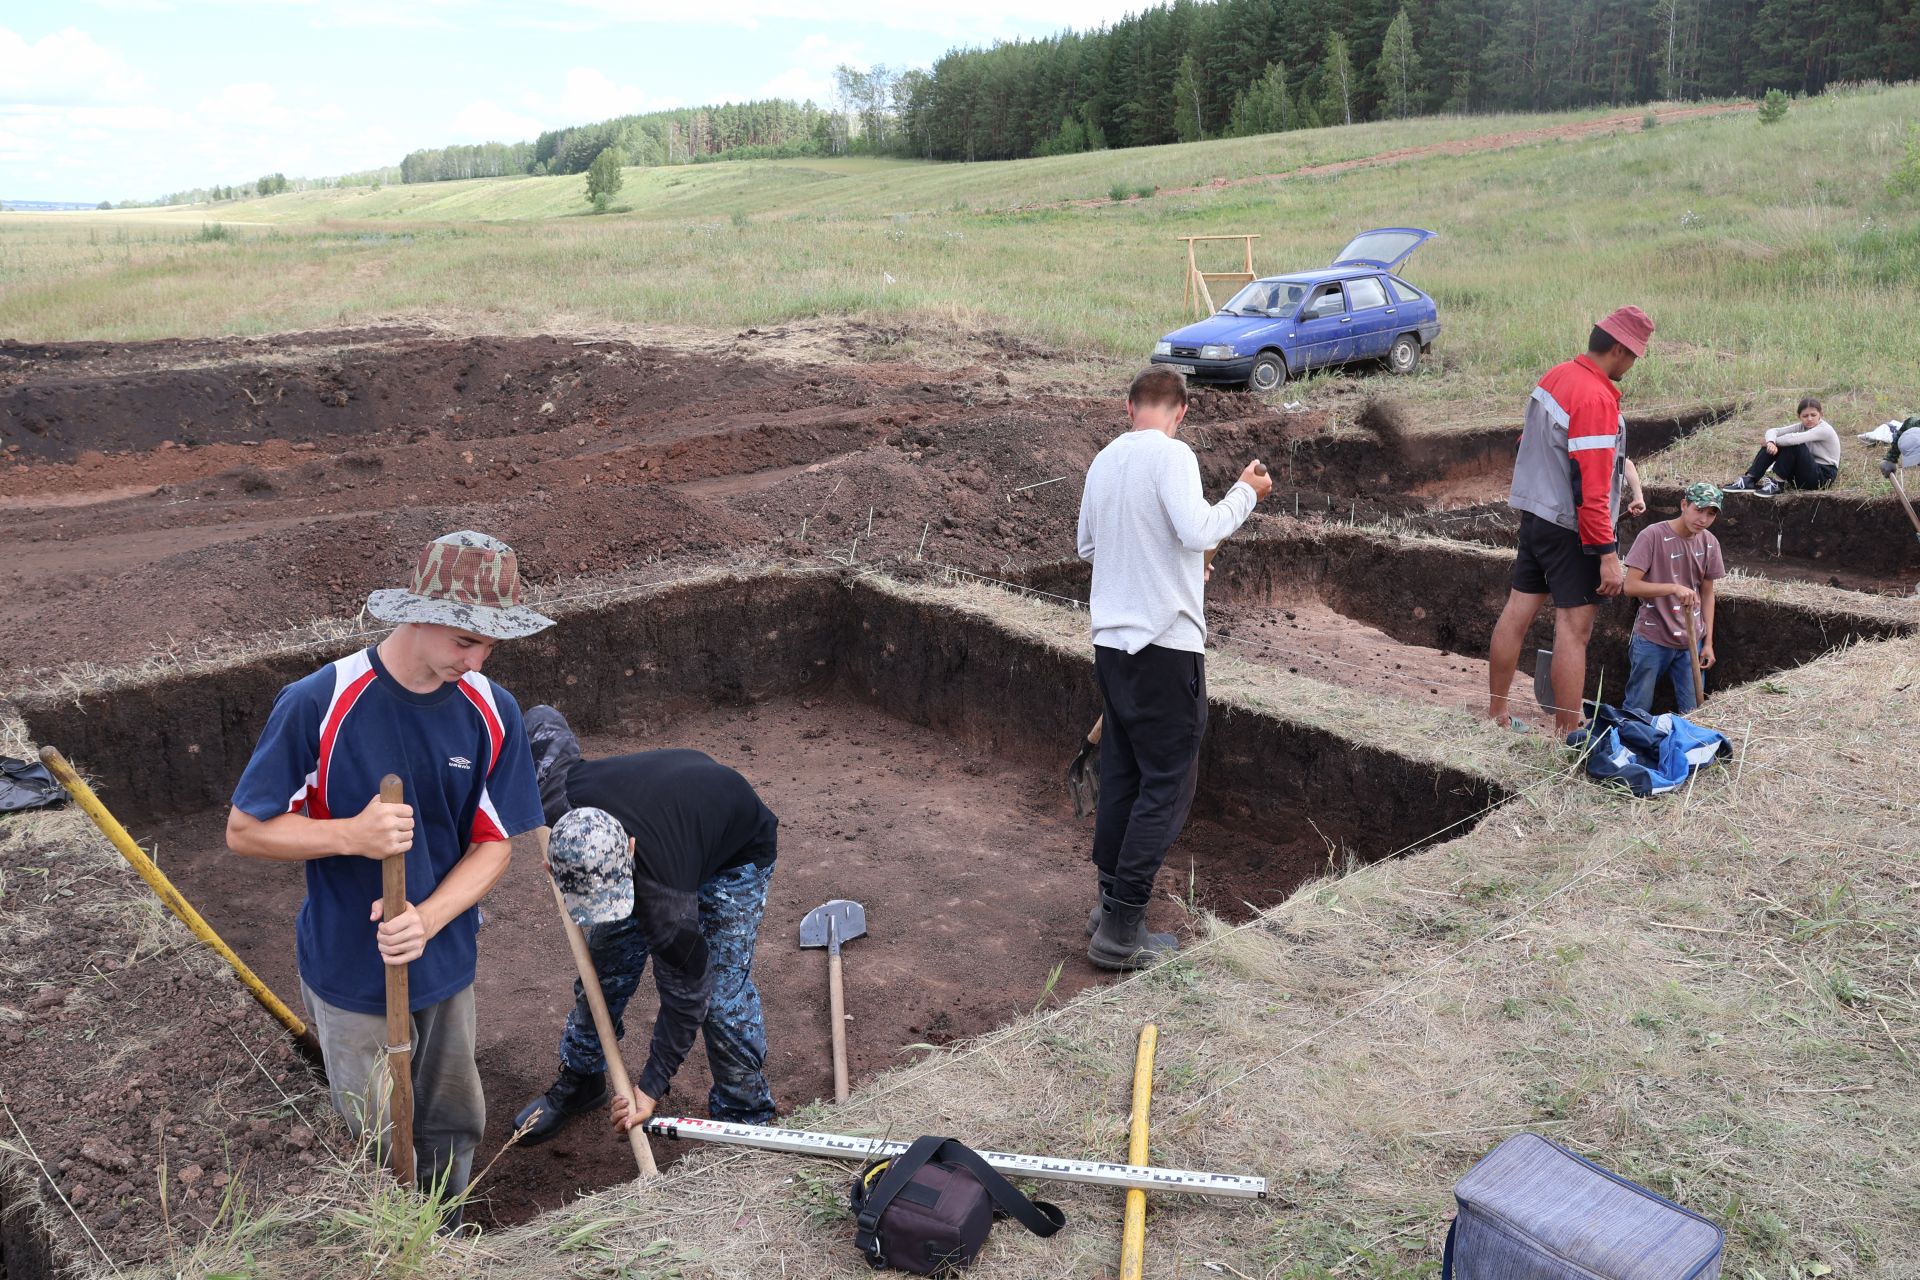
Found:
[5,86,1918,486]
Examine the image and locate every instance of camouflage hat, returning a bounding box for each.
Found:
[1683,481,1724,510]
[547,806,633,927]
[365,531,554,640]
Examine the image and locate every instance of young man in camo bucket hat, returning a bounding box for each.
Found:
[1621,482,1726,714]
[227,531,551,1212]
[514,705,779,1143]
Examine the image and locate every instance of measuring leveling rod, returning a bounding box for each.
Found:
[643,1116,1267,1200]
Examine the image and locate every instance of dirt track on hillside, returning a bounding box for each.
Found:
[1042,102,1757,211]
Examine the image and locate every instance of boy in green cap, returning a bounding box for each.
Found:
[1621,482,1725,714]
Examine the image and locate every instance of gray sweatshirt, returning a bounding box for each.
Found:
[1077,428,1257,654]
[1765,418,1841,466]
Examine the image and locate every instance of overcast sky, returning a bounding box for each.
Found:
[1,1,1148,203]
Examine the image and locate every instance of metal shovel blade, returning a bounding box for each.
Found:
[1533,648,1555,714]
[799,899,866,952]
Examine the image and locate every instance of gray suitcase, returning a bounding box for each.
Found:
[1445,1134,1723,1280]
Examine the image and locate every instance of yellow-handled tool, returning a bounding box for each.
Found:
[37,745,320,1063]
[1120,1022,1159,1280]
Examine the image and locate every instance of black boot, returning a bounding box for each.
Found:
[1087,892,1178,971]
[1085,872,1115,938]
[512,1065,607,1147]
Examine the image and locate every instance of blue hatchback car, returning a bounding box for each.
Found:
[1151,227,1439,393]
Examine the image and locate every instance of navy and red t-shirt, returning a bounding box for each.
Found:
[232,646,542,1015]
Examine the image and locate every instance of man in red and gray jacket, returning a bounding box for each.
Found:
[1486,306,1654,736]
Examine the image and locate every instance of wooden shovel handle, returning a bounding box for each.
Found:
[828,947,850,1103]
[540,829,656,1177]
[378,774,415,1188]
[1682,607,1706,707]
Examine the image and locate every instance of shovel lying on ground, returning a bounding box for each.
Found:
[799,899,866,1104]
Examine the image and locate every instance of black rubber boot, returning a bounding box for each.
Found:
[1087,892,1178,971]
[512,1065,607,1147]
[1085,872,1115,938]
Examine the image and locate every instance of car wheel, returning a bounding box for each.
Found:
[1387,333,1422,375]
[1248,351,1287,394]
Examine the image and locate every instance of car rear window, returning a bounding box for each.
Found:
[1387,277,1423,304]
[1346,277,1388,310]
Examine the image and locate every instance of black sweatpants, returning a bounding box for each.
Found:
[1092,643,1208,909]
[1744,442,1837,491]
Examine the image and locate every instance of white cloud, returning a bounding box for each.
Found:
[756,34,866,107]
[197,81,297,128]
[523,67,661,122]
[0,27,147,105]
[78,0,177,12]
[544,0,1144,40]
[450,99,545,144]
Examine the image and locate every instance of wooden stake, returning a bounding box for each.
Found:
[378,774,415,1189]
[1682,604,1706,707]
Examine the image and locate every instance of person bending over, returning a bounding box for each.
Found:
[513,706,778,1141]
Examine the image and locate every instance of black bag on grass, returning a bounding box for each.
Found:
[850,1135,1065,1274]
[0,756,65,814]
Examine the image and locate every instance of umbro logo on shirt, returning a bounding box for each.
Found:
[448,755,473,770]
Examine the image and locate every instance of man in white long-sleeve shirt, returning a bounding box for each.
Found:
[1075,367,1270,969]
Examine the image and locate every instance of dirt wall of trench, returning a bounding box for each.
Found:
[1218,529,1914,702]
[12,571,850,827]
[842,580,1505,860]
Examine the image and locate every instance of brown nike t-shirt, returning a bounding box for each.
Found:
[1626,521,1725,649]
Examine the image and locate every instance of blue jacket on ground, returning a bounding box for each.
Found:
[1581,702,1730,797]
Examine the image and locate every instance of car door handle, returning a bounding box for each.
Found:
[1384,307,1397,314]
[1339,317,1351,323]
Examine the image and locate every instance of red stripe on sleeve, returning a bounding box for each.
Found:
[469,806,508,845]
[312,668,377,821]
[457,680,505,773]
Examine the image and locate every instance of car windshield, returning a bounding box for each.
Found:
[1221,280,1307,316]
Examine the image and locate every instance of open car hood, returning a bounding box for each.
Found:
[1330,227,1435,272]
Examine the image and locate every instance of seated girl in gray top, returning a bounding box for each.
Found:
[1726,396,1841,496]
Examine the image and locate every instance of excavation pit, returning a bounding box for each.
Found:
[1024,524,1916,719]
[5,567,1506,1255]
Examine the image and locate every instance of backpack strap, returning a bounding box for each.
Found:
[928,1139,1066,1239]
[854,1135,949,1267]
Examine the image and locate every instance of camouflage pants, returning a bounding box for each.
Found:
[558,860,776,1124]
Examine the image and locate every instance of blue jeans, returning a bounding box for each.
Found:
[1624,633,1700,714]
[558,860,776,1123]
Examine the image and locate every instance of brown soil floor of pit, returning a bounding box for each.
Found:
[137,693,1318,1228]
[1210,596,1527,724]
